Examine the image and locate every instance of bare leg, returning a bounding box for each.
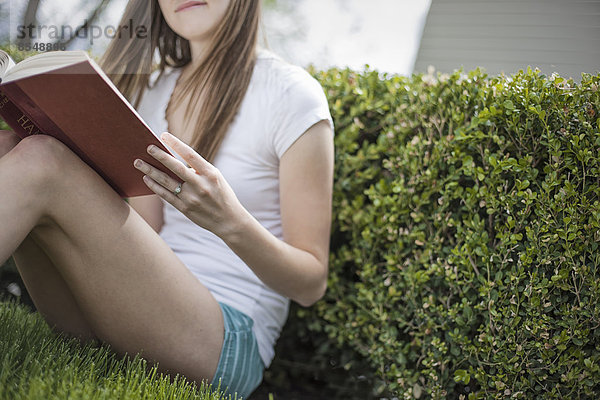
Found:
[13,237,98,340]
[0,135,224,382]
[0,130,95,340]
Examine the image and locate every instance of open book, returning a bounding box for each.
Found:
[0,49,179,197]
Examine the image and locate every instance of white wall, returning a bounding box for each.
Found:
[414,0,600,79]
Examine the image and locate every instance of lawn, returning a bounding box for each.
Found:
[0,300,232,400]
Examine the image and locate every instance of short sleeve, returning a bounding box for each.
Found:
[270,72,334,159]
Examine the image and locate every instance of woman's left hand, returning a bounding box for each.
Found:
[133,132,246,238]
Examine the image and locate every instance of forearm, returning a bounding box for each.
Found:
[219,209,328,307]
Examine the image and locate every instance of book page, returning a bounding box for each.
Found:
[2,51,88,83]
[0,50,16,81]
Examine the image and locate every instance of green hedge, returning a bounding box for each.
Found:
[265,68,600,399]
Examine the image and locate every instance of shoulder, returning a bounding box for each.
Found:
[253,48,300,79]
[251,49,325,101]
[248,50,333,159]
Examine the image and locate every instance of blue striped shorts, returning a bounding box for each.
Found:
[210,302,265,399]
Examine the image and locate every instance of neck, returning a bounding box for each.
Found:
[189,40,210,65]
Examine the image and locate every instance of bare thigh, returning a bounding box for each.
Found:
[0,135,224,383]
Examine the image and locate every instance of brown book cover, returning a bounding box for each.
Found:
[0,51,180,197]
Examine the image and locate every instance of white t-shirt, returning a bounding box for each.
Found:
[135,49,333,366]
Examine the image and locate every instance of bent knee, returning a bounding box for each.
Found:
[13,135,73,165]
[0,130,21,157]
[10,135,77,179]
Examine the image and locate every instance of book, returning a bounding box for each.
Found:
[0,49,180,197]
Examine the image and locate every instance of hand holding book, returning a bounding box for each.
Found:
[136,132,247,239]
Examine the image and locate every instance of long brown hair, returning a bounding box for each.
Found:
[100,0,261,162]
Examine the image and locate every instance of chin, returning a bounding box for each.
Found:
[160,0,230,44]
[168,16,215,42]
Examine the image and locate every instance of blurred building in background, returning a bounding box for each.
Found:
[414,0,600,80]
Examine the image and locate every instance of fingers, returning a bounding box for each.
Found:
[134,158,181,192]
[142,175,184,207]
[160,132,211,173]
[135,133,219,216]
[145,144,193,182]
[134,158,185,204]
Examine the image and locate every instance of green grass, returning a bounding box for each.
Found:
[0,301,232,400]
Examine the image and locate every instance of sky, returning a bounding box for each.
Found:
[3,0,431,75]
[263,0,432,75]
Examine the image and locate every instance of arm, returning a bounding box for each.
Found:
[127,195,164,233]
[222,120,333,306]
[135,121,334,307]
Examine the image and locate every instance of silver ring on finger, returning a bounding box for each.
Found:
[173,182,183,196]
